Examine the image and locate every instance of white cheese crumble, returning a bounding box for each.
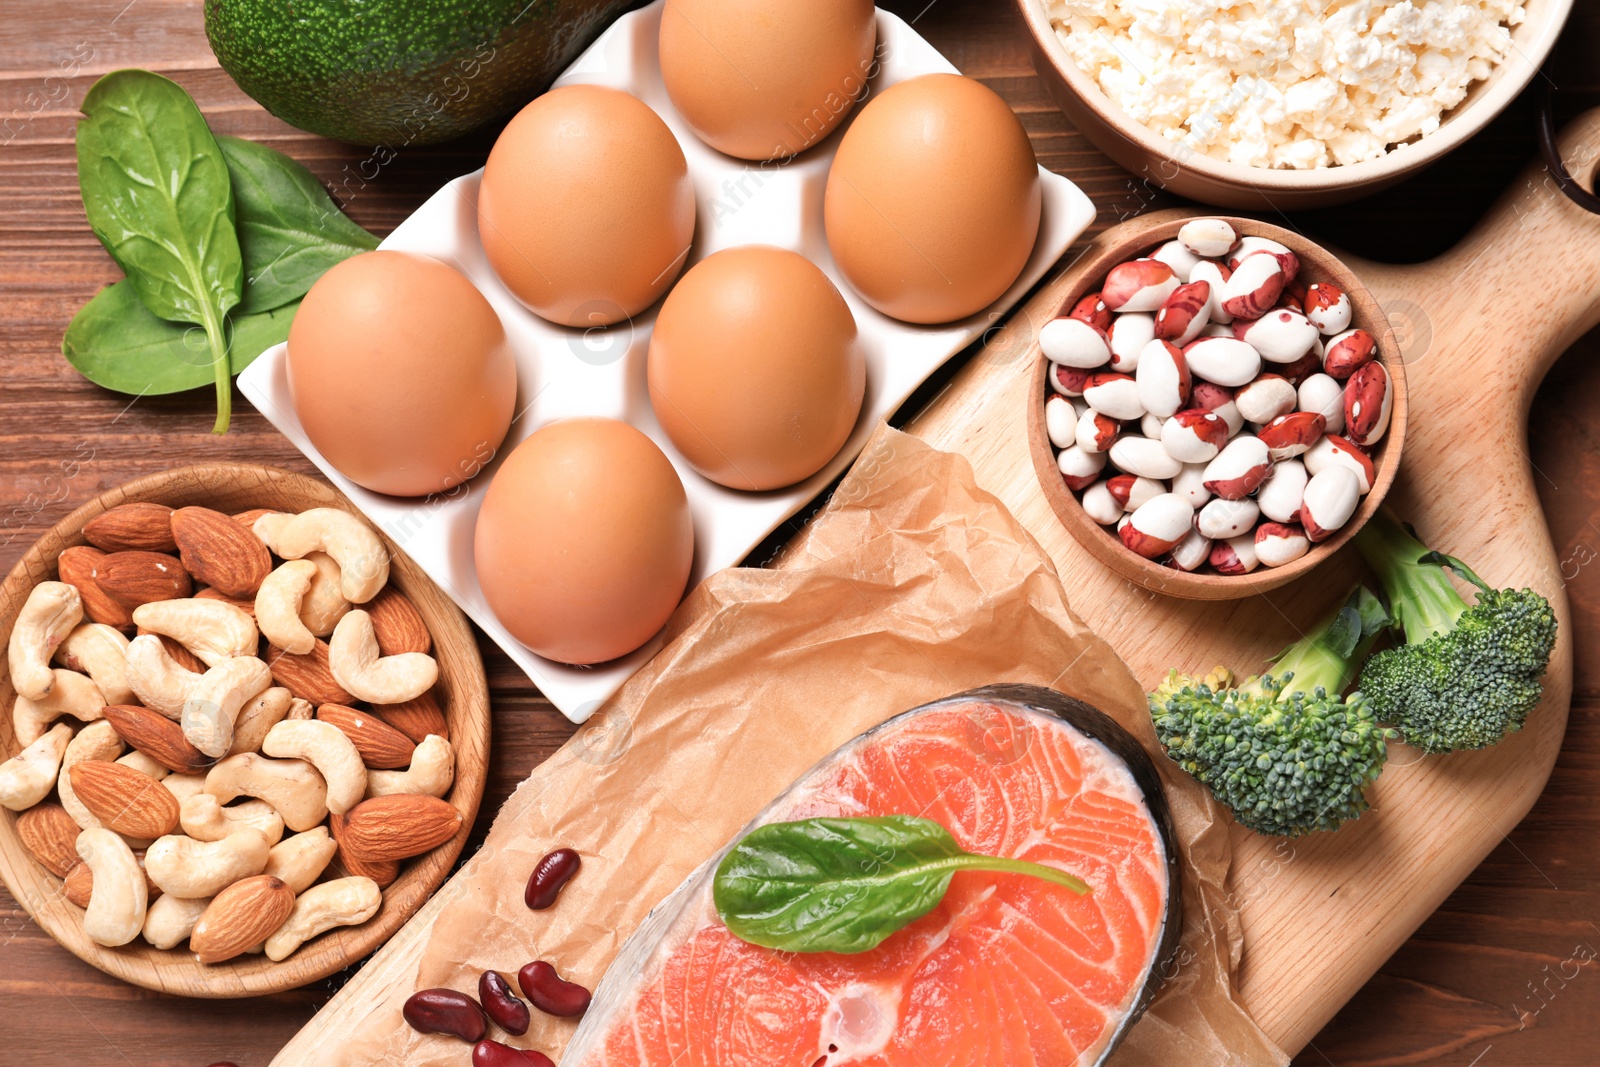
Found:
[1047,0,1527,168]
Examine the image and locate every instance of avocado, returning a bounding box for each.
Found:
[205,0,639,146]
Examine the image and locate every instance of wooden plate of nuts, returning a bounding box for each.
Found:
[0,464,489,996]
[1027,212,1408,599]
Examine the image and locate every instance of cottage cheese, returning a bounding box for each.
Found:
[1047,0,1527,168]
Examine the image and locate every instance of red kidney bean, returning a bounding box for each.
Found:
[518,960,592,1017]
[478,969,531,1036]
[472,1040,555,1067]
[402,988,487,1043]
[524,848,581,910]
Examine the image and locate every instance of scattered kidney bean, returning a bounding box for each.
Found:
[479,969,531,1036]
[518,960,592,1017]
[524,848,581,910]
[402,988,488,1043]
[472,1040,556,1067]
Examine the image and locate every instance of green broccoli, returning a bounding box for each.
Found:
[1149,586,1394,838]
[1354,508,1557,754]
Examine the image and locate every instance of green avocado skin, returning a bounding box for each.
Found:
[205,0,639,146]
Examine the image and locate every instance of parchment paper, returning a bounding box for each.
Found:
[331,427,1286,1067]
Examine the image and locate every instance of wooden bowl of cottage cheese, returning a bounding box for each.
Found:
[1016,0,1572,208]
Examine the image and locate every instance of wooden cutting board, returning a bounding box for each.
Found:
[904,110,1600,1049]
[271,110,1600,1063]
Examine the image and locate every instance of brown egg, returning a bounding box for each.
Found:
[658,0,878,161]
[648,247,865,491]
[474,418,694,666]
[824,73,1042,325]
[477,85,696,328]
[287,250,517,498]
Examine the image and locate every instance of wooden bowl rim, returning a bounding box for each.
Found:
[0,463,490,997]
[1025,210,1409,600]
[1014,0,1573,194]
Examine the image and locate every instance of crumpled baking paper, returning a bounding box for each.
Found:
[321,427,1286,1067]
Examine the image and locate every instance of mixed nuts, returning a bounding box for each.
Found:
[0,499,461,964]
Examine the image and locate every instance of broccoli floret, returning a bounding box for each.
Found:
[1150,587,1395,837]
[1355,509,1557,754]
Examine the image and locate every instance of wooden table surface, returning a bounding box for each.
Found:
[2,2,1597,1064]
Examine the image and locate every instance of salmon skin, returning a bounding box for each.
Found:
[565,684,1181,1067]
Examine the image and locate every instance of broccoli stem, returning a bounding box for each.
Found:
[1238,585,1388,701]
[1354,509,1469,644]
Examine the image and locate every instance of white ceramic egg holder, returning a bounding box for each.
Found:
[238,0,1096,722]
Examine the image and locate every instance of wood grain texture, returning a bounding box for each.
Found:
[0,465,491,996]
[0,0,1598,1063]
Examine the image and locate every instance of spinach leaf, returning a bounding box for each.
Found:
[76,69,243,431]
[219,135,378,315]
[63,280,296,396]
[713,816,1090,954]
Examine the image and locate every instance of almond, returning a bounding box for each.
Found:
[83,502,177,553]
[317,703,416,769]
[189,874,295,964]
[171,507,273,598]
[232,508,279,531]
[341,794,461,862]
[95,550,192,609]
[366,587,432,656]
[328,812,399,888]
[138,630,207,674]
[67,760,181,839]
[372,691,448,744]
[103,704,212,773]
[195,585,257,618]
[64,850,161,908]
[57,545,134,630]
[265,640,353,705]
[17,803,82,877]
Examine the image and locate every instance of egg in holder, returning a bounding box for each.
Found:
[239,0,1095,720]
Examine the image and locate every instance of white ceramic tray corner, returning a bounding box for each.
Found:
[239,1,1096,721]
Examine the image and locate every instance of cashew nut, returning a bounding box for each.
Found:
[9,581,82,701]
[117,749,170,780]
[263,827,337,893]
[162,772,208,803]
[251,511,292,545]
[205,752,329,832]
[53,623,134,705]
[57,720,127,831]
[264,875,381,962]
[261,719,367,815]
[287,698,314,720]
[327,611,436,705]
[76,827,147,946]
[255,561,319,655]
[12,669,106,746]
[124,634,200,719]
[299,552,351,636]
[228,687,293,756]
[0,723,72,810]
[256,509,389,604]
[179,793,284,846]
[141,892,210,950]
[365,735,454,799]
[131,598,258,667]
[144,829,270,898]
[180,656,273,758]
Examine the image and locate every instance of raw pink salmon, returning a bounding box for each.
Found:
[564,685,1180,1067]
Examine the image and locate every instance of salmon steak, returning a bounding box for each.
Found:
[564,684,1181,1067]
